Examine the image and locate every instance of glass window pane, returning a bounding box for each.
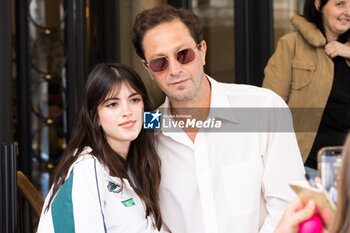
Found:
[193,0,235,83]
[273,0,298,48]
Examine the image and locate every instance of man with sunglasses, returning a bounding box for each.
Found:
[132,4,305,233]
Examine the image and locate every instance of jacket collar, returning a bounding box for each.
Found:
[291,14,326,47]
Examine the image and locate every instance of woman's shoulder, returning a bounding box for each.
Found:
[272,32,300,56]
[72,147,115,179]
[278,31,299,44]
[64,147,101,178]
[73,147,95,165]
[274,15,326,49]
[275,29,321,54]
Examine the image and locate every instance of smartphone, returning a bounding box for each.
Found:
[289,180,336,216]
[317,146,342,204]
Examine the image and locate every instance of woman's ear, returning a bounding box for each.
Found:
[314,0,321,11]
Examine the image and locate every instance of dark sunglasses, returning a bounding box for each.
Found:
[145,44,202,73]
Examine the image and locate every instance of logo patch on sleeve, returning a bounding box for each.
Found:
[107,181,122,193]
[121,198,135,207]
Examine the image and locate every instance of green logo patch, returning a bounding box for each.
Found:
[121,198,135,207]
[107,181,122,193]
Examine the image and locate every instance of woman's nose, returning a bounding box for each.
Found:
[121,102,132,117]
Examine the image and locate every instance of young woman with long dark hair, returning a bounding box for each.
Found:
[37,63,163,232]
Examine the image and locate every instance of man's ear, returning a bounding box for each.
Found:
[198,40,207,66]
[314,0,321,11]
[142,59,155,80]
[142,59,148,69]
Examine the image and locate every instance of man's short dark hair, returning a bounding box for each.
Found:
[132,4,203,60]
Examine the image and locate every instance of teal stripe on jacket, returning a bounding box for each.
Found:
[51,170,75,233]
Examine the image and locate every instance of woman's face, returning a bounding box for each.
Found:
[320,0,350,40]
[98,82,144,155]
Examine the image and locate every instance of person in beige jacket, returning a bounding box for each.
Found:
[263,0,350,178]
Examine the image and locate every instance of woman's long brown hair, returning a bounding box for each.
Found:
[45,63,162,229]
[331,134,350,233]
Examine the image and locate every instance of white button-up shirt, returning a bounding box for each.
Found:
[157,76,305,233]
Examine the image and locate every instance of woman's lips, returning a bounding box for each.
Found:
[119,120,136,129]
[338,17,350,24]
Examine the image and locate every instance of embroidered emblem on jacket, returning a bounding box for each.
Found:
[107,181,122,193]
[121,198,135,207]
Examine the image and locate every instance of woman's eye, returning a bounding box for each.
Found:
[336,1,345,6]
[131,97,142,103]
[106,102,118,107]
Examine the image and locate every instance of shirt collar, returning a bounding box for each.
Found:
[156,104,194,148]
[158,75,239,133]
[207,76,239,123]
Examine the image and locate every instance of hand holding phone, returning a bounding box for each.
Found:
[289,178,335,230]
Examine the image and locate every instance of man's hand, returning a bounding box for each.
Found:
[325,41,350,59]
[274,198,316,233]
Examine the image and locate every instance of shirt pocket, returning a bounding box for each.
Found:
[291,59,316,89]
[221,160,262,215]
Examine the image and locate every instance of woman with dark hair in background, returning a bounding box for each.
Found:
[37,63,163,232]
[263,0,350,178]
